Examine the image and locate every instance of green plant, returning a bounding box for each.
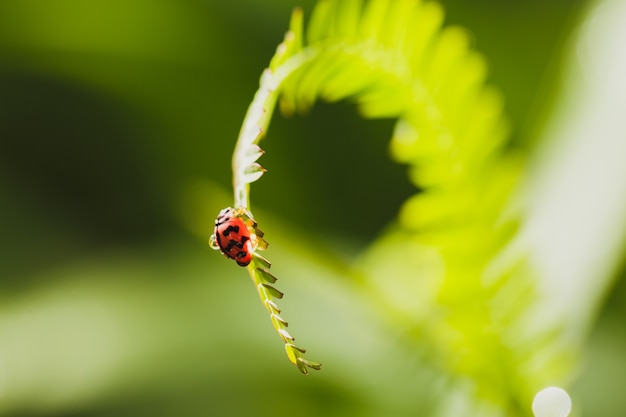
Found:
[217,0,573,413]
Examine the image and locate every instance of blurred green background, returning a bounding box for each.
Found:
[1,0,625,416]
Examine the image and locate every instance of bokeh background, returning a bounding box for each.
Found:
[1,0,625,416]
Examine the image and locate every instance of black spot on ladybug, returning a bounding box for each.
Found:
[222,224,240,236]
[225,237,248,250]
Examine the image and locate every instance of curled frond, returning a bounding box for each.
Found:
[221,9,322,374]
[225,0,535,390]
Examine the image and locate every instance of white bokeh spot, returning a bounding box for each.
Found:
[532,387,572,417]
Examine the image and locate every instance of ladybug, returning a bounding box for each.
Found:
[213,207,253,266]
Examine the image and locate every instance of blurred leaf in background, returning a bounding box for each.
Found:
[0,0,625,416]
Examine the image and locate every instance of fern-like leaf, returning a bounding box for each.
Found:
[226,2,560,405]
[222,9,324,374]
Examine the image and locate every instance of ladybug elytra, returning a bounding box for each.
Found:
[213,207,253,266]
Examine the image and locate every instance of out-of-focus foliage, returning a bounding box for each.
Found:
[1,0,625,417]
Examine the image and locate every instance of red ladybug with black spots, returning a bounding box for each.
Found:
[213,207,253,266]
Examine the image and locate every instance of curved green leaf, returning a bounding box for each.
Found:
[226,1,567,405]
